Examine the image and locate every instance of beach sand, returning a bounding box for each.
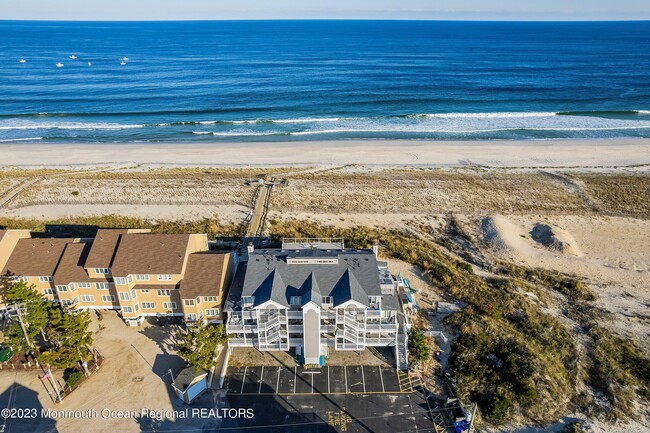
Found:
[2,138,650,168]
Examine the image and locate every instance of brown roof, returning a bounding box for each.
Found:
[2,238,74,277]
[0,230,6,242]
[179,253,230,299]
[53,243,108,285]
[84,229,128,269]
[111,233,191,276]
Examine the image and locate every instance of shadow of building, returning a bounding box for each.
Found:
[0,381,58,433]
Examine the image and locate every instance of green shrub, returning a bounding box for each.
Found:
[70,191,80,196]
[408,328,430,365]
[67,371,84,389]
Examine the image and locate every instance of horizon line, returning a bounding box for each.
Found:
[2,18,650,23]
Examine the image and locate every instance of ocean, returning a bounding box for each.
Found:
[0,20,649,143]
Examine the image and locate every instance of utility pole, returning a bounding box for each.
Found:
[7,303,33,349]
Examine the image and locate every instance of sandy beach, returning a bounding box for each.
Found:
[2,138,650,168]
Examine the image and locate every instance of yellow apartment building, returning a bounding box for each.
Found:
[0,228,236,326]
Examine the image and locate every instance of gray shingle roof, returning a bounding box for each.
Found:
[239,249,387,309]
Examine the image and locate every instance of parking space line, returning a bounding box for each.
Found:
[258,366,264,394]
[276,366,281,394]
[240,366,247,394]
[344,366,348,393]
[379,366,385,392]
[293,366,297,394]
[328,366,331,394]
[361,365,366,393]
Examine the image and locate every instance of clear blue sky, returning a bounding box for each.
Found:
[3,0,649,21]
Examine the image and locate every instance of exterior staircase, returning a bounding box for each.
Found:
[396,331,409,371]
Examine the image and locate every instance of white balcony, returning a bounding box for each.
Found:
[287,310,303,319]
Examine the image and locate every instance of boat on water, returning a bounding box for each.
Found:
[120,61,126,65]
[69,54,77,59]
[19,59,26,63]
[121,57,129,61]
[56,62,64,68]
[88,62,92,66]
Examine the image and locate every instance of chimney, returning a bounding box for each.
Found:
[372,240,379,256]
[247,242,254,254]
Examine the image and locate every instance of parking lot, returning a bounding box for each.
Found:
[217,391,435,433]
[224,365,421,395]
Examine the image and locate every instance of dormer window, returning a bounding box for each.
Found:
[369,296,381,305]
[322,296,333,305]
[242,296,254,306]
[290,296,302,306]
[95,268,109,274]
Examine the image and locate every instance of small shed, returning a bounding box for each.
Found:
[172,367,209,404]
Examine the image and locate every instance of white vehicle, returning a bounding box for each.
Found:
[121,57,129,61]
[19,59,26,63]
[88,62,92,66]
[120,61,126,66]
[69,54,77,59]
[56,62,64,68]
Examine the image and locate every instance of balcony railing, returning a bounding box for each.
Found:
[287,311,303,319]
[365,323,399,332]
[228,338,250,347]
[364,337,397,346]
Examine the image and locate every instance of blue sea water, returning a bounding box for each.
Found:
[0,20,649,143]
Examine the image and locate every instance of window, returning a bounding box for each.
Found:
[95,282,110,290]
[56,285,68,292]
[205,308,219,317]
[135,274,149,281]
[290,296,302,306]
[322,296,333,305]
[183,299,195,306]
[134,304,140,312]
[72,297,79,305]
[163,302,177,310]
[122,306,133,313]
[140,289,150,294]
[142,302,155,309]
[199,310,203,319]
[39,276,53,282]
[43,288,54,295]
[369,296,381,304]
[77,282,91,289]
[127,275,133,283]
[203,296,218,302]
[16,276,28,283]
[119,292,130,301]
[95,268,109,275]
[115,277,126,285]
[157,289,171,297]
[61,299,72,306]
[81,295,95,303]
[102,295,116,303]
[69,284,77,292]
[157,274,172,281]
[186,313,197,321]
[131,289,137,299]
[196,297,202,304]
[242,296,254,306]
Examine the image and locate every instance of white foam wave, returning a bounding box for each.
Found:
[0,121,143,130]
[420,112,557,119]
[193,131,285,137]
[0,137,44,142]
